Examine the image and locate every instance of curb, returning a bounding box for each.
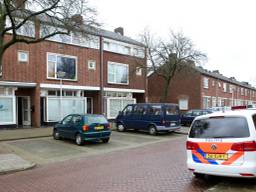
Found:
[0,135,52,142]
[0,162,36,175]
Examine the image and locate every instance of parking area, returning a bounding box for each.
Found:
[0,131,184,165]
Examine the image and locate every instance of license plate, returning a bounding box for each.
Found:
[205,153,228,160]
[95,126,104,130]
[171,123,176,126]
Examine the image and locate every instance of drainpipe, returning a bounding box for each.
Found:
[99,36,104,114]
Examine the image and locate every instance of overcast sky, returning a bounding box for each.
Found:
[90,0,256,86]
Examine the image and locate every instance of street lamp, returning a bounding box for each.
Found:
[56,71,66,120]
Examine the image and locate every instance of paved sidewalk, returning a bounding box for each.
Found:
[0,127,53,141]
[0,154,36,174]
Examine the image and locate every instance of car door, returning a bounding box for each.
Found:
[68,115,83,139]
[60,115,73,138]
[121,105,134,129]
[182,110,193,124]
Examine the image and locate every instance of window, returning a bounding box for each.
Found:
[62,115,72,124]
[88,60,96,70]
[218,82,222,88]
[179,99,188,110]
[47,53,77,80]
[241,88,244,95]
[123,105,133,116]
[108,62,129,84]
[212,80,215,86]
[189,117,250,138]
[203,97,211,109]
[18,51,29,62]
[148,105,162,115]
[165,105,179,115]
[245,89,247,96]
[203,77,209,88]
[136,67,142,76]
[223,83,227,92]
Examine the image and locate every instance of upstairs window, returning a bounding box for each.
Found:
[47,53,77,81]
[88,60,96,70]
[203,77,209,89]
[223,83,227,92]
[136,67,142,76]
[108,62,129,85]
[18,51,29,62]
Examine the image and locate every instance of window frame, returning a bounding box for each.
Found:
[203,77,209,89]
[18,50,29,63]
[46,52,78,81]
[88,60,96,70]
[107,61,129,85]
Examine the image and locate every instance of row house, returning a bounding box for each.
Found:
[148,65,256,111]
[0,19,146,127]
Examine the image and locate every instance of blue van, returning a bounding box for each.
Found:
[115,103,181,135]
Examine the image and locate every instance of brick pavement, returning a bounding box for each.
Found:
[0,136,215,192]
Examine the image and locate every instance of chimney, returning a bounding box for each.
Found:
[114,27,124,36]
[13,0,26,9]
[71,14,84,25]
[212,70,220,74]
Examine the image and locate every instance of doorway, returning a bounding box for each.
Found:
[17,96,31,126]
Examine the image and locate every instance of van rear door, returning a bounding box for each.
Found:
[188,116,250,166]
[164,105,180,127]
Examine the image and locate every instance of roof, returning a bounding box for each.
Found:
[195,66,256,91]
[13,10,145,47]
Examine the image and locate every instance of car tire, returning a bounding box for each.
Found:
[53,129,60,140]
[117,123,125,132]
[102,138,110,143]
[75,134,84,146]
[149,125,157,136]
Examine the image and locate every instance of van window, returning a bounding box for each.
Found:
[166,105,179,115]
[148,105,162,115]
[134,105,146,115]
[123,105,133,116]
[189,116,250,138]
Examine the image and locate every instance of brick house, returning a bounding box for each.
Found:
[148,65,256,111]
[0,21,146,127]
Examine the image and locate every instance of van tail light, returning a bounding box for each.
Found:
[239,173,254,177]
[186,141,199,150]
[231,141,256,151]
[83,125,89,132]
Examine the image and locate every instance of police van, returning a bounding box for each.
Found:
[186,108,256,178]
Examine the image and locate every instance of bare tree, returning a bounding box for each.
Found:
[141,29,207,102]
[0,0,99,74]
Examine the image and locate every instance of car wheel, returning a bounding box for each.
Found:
[117,123,125,132]
[53,129,60,140]
[102,138,110,143]
[149,125,157,135]
[75,134,84,146]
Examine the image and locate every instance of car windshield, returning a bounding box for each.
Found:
[86,116,108,125]
[189,116,250,138]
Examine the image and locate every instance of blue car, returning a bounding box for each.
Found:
[181,109,212,126]
[53,114,111,145]
[115,103,181,135]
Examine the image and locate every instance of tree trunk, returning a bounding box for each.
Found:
[160,78,171,103]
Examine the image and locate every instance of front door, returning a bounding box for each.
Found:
[22,97,31,126]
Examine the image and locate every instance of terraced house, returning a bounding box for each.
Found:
[0,18,146,127]
[148,66,256,111]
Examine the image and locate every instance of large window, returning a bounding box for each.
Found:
[203,77,209,89]
[108,62,129,85]
[47,53,77,80]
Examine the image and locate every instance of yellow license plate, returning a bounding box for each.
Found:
[205,153,228,160]
[95,126,104,130]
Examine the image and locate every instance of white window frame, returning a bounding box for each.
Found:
[108,61,129,85]
[223,83,227,92]
[18,50,29,62]
[88,60,96,70]
[46,52,78,81]
[203,77,209,89]
[179,99,188,110]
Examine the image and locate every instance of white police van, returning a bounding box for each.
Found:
[187,107,256,178]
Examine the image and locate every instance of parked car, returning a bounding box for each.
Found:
[187,109,256,178]
[115,103,181,135]
[53,114,111,145]
[181,109,212,126]
[208,106,231,112]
